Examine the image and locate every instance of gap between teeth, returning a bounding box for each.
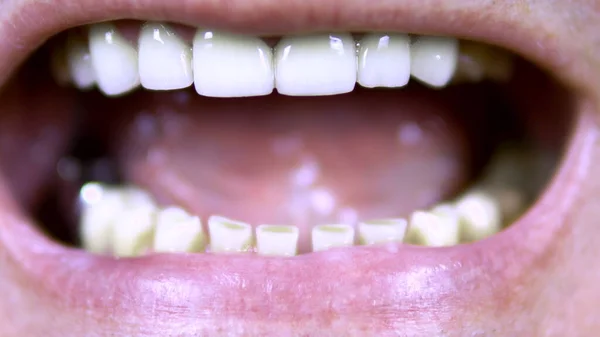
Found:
[78,147,531,257]
[52,22,514,97]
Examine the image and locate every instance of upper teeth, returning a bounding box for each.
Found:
[88,23,140,96]
[56,22,487,97]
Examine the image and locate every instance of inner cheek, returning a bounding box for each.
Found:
[112,90,471,227]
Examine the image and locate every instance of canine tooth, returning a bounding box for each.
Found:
[406,208,460,247]
[455,191,502,242]
[66,33,95,90]
[358,218,408,245]
[138,22,193,90]
[153,207,205,253]
[256,225,299,257]
[193,30,274,97]
[312,224,355,252]
[89,23,140,96]
[410,36,458,88]
[208,216,254,253]
[112,205,157,257]
[275,33,356,96]
[357,33,411,88]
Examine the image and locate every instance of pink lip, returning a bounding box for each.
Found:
[0,0,598,335]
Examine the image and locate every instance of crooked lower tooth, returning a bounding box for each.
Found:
[153,207,205,253]
[256,225,299,257]
[312,224,355,252]
[406,207,460,247]
[358,218,408,245]
[275,33,357,96]
[112,205,157,257]
[357,33,411,88]
[410,36,458,88]
[66,33,95,90]
[455,191,502,242]
[193,30,274,97]
[208,216,254,253]
[88,23,140,96]
[138,22,194,91]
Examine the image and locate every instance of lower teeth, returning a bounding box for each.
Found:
[75,145,538,257]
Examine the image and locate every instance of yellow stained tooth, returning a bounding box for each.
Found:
[358,218,407,245]
[208,216,254,253]
[455,191,502,243]
[154,207,206,253]
[256,225,299,257]
[79,183,126,254]
[112,205,157,257]
[406,207,460,247]
[312,224,355,252]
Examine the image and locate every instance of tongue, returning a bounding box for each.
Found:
[105,87,474,230]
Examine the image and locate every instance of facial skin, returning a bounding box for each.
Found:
[0,0,600,336]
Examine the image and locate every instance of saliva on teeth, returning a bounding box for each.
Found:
[51,21,515,97]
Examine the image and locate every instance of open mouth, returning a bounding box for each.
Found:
[0,0,598,336]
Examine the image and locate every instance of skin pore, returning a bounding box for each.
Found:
[0,0,600,336]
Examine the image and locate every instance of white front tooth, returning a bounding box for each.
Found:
[256,225,299,257]
[208,216,254,253]
[66,33,95,90]
[193,30,274,97]
[154,207,205,253]
[410,36,458,88]
[112,205,157,257]
[139,22,193,91]
[358,218,408,245]
[275,33,356,96]
[79,183,125,254]
[455,191,501,242]
[407,208,460,247]
[89,23,140,96]
[312,224,355,252]
[357,33,410,88]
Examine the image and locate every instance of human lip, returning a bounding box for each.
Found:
[1,0,599,336]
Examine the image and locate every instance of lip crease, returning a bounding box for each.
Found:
[0,0,598,335]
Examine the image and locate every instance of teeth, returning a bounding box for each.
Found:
[406,207,460,247]
[79,183,126,254]
[65,33,96,90]
[193,30,274,97]
[208,216,254,253]
[357,33,411,88]
[312,224,355,252]
[88,23,140,96]
[138,22,194,91]
[410,36,458,88]
[455,191,502,242]
[112,205,157,257]
[256,225,299,257]
[358,218,408,245]
[454,41,514,83]
[153,207,206,253]
[275,33,356,96]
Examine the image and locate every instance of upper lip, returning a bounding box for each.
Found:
[0,0,598,334]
